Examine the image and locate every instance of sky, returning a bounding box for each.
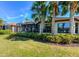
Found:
[0,1,34,23]
[0,1,78,24]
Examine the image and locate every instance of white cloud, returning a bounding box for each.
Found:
[24,13,28,18]
[6,14,25,19]
[20,14,24,17]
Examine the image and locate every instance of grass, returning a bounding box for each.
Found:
[0,35,79,57]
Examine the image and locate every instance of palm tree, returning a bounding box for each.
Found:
[31,1,48,34]
[70,1,78,34]
[59,1,78,34]
[47,1,59,34]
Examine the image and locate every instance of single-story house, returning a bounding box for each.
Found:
[2,16,79,34]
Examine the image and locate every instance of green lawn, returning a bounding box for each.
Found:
[0,35,79,57]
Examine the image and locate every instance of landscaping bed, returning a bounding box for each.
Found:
[7,32,79,44]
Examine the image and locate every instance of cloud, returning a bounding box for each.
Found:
[6,13,29,20]
[7,15,23,19]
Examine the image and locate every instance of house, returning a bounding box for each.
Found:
[3,16,79,34]
[20,16,79,34]
[3,23,22,32]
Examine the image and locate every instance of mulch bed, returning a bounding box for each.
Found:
[48,43,79,47]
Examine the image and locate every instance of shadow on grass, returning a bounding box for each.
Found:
[6,33,29,41]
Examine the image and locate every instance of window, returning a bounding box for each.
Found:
[58,22,70,33]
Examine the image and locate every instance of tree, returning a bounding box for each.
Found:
[59,1,78,34]
[31,1,48,34]
[47,1,59,34]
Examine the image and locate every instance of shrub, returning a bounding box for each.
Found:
[46,35,62,43]
[0,29,12,34]
[46,35,54,42]
[73,34,79,43]
[7,32,51,42]
[46,34,76,44]
[53,35,62,43]
[7,32,77,44]
[38,34,48,41]
[59,34,75,44]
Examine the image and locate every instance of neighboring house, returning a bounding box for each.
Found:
[2,23,22,32]
[8,23,17,32]
[9,23,22,32]
[0,24,9,30]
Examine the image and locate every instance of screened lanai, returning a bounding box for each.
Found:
[53,16,79,34]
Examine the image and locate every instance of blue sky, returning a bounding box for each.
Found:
[0,1,78,24]
[0,1,34,23]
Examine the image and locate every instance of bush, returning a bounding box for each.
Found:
[7,32,51,42]
[58,34,75,44]
[47,34,76,44]
[7,32,78,44]
[0,30,12,34]
[38,34,49,41]
[46,36,53,42]
[73,34,79,43]
[53,35,62,43]
[46,35,61,43]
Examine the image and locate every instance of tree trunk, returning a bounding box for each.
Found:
[51,17,55,34]
[70,14,75,34]
[39,20,45,34]
[70,2,77,34]
[51,6,57,34]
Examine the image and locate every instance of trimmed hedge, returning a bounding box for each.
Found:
[7,32,79,44]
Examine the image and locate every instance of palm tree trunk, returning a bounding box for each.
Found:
[70,2,77,34]
[51,18,58,34]
[51,6,57,34]
[51,2,58,34]
[51,16,55,34]
[39,20,45,34]
[70,13,75,34]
